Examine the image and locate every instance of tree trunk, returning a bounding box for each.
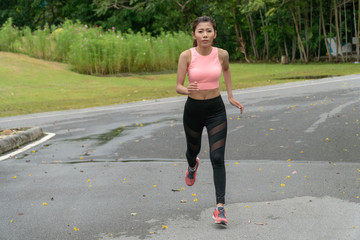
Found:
[317,8,322,61]
[334,0,345,62]
[246,13,258,59]
[353,0,359,61]
[358,0,360,61]
[231,5,250,63]
[284,39,289,58]
[304,5,310,60]
[289,7,308,62]
[320,0,332,61]
[344,0,348,61]
[259,8,269,60]
[292,37,297,62]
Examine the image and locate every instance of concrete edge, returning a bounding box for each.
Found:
[0,127,44,155]
[0,132,55,162]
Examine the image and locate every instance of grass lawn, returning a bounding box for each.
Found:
[1,51,360,117]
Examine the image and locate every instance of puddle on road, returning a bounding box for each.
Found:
[65,118,177,146]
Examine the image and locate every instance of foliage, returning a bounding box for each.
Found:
[1,0,360,64]
[0,19,192,74]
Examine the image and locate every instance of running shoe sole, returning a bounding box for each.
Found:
[212,216,228,225]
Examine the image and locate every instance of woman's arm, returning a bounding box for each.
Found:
[176,50,199,95]
[220,49,244,114]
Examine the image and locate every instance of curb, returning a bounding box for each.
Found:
[0,127,44,155]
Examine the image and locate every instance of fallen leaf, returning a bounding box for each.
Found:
[254,222,267,225]
[130,213,137,216]
[193,198,198,202]
[281,184,285,187]
[43,202,48,206]
[153,185,157,188]
[74,227,79,231]
[13,176,17,179]
[192,193,196,196]
[162,225,168,229]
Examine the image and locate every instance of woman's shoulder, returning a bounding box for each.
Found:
[216,47,229,59]
[179,49,192,62]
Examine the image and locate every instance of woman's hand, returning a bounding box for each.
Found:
[187,82,199,94]
[229,96,244,114]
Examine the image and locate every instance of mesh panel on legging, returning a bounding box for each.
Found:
[184,123,202,168]
[207,120,227,204]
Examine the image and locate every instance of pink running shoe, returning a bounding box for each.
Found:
[185,157,199,186]
[212,207,228,225]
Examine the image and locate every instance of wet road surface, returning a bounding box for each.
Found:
[1,75,360,239]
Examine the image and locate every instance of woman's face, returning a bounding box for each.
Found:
[192,22,216,47]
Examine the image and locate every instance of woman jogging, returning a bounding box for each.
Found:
[176,16,244,225]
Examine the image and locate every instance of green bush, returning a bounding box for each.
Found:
[0,18,22,52]
[0,18,192,75]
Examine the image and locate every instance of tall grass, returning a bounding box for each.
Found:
[0,18,192,75]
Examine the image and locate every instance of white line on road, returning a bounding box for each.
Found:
[0,132,56,161]
[232,75,360,96]
[305,100,359,133]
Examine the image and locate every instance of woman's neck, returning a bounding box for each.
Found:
[195,46,213,56]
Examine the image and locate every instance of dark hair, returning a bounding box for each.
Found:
[191,16,216,47]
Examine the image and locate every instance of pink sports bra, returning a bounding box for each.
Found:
[187,47,222,90]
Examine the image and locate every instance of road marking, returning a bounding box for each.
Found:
[305,100,359,133]
[0,132,56,161]
[232,75,360,96]
[0,75,359,124]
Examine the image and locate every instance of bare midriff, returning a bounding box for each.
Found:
[189,88,220,100]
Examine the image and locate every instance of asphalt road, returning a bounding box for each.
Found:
[0,75,360,240]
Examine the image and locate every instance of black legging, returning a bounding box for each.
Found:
[183,95,227,204]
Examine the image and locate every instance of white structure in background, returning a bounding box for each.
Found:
[327,38,352,56]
